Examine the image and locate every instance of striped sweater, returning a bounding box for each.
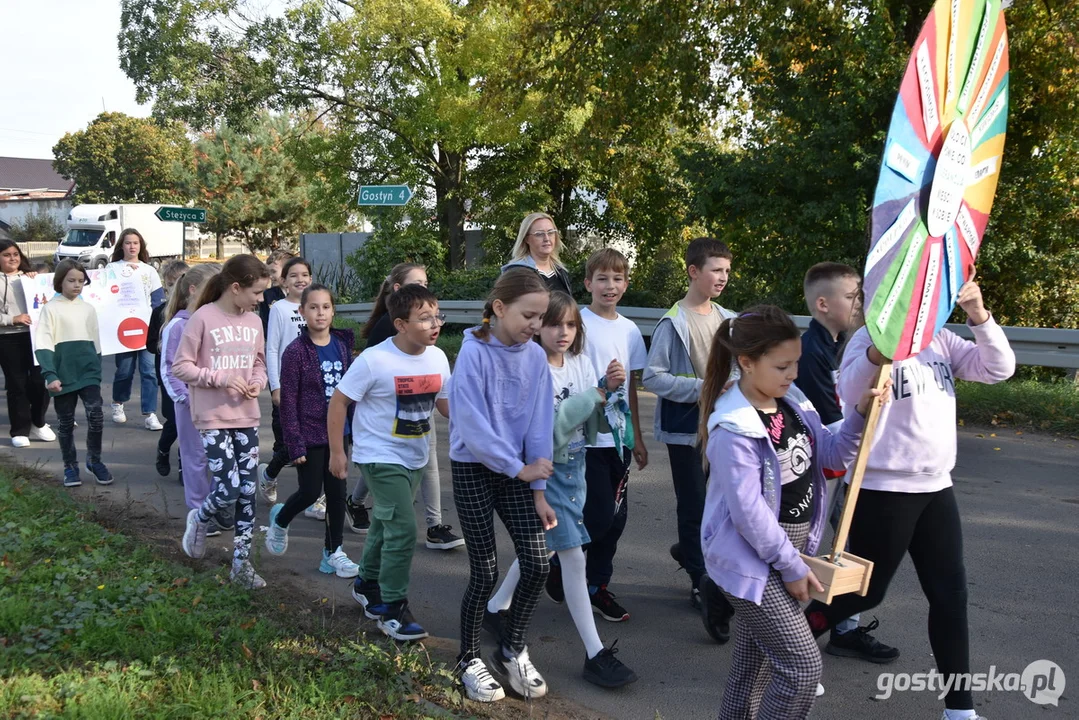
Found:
[34,295,102,395]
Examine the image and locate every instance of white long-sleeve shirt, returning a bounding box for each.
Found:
[265,299,305,391]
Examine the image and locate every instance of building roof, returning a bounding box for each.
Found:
[0,157,74,195]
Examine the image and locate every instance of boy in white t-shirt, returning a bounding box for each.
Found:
[549,248,648,623]
[328,284,451,642]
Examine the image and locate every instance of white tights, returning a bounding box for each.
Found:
[487,545,604,659]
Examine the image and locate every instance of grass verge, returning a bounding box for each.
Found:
[956,378,1079,436]
[0,466,468,719]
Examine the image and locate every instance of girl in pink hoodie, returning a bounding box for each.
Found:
[174,254,270,589]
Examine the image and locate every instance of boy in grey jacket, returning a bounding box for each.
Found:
[643,238,736,620]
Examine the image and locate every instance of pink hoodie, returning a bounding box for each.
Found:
[838,318,1015,494]
[171,302,267,430]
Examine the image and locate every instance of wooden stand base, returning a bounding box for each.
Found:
[800,552,874,604]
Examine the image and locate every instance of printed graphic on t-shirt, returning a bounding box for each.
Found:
[321,359,344,399]
[288,307,307,334]
[758,401,815,522]
[207,324,260,371]
[392,374,442,438]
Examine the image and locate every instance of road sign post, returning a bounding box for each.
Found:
[358,185,413,206]
[155,206,207,223]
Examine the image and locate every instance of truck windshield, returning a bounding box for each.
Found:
[62,229,102,248]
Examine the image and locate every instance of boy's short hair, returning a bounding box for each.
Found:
[266,249,295,266]
[803,262,859,308]
[388,284,439,323]
[53,260,90,293]
[685,237,732,271]
[585,247,630,280]
[160,259,190,287]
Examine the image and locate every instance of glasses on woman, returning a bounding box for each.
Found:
[528,229,561,241]
[407,313,447,329]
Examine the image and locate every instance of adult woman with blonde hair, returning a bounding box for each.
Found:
[501,212,573,296]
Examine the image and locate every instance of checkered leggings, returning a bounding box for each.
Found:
[452,461,549,662]
[719,521,821,720]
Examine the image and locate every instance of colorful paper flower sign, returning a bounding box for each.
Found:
[865,0,1008,361]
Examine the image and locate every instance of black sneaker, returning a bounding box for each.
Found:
[155,449,170,477]
[204,518,222,538]
[544,561,564,604]
[825,618,900,664]
[700,576,733,644]
[483,608,507,638]
[690,587,702,610]
[583,641,638,688]
[426,524,465,550]
[352,577,382,619]
[346,496,370,534]
[377,600,428,641]
[591,586,629,622]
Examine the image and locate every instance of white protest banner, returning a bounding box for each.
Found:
[22,264,154,360]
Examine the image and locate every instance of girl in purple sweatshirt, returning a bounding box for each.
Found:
[449,267,557,703]
[161,263,220,515]
[805,275,1015,720]
[175,255,270,590]
[698,305,887,720]
[263,284,359,579]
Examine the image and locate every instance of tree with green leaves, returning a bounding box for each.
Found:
[184,113,323,256]
[682,1,1078,328]
[52,112,190,204]
[7,209,66,245]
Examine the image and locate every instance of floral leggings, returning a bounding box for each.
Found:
[194,427,259,561]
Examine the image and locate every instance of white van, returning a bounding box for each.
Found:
[56,204,184,269]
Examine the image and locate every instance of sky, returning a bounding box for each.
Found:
[0,1,151,159]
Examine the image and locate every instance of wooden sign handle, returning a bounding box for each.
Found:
[831,360,893,562]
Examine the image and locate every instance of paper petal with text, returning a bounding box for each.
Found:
[865,0,1008,361]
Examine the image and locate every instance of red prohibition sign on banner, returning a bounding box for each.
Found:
[111,285,120,294]
[117,317,149,350]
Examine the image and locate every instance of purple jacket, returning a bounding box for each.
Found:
[701,383,866,605]
[279,327,354,461]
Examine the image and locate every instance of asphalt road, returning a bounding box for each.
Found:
[3,384,1075,720]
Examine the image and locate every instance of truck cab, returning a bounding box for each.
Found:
[55,204,120,269]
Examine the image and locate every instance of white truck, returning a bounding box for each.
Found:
[55,204,184,269]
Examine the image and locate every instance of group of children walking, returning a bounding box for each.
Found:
[10,209,1015,719]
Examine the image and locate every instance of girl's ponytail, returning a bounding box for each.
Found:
[473,300,495,341]
[698,317,735,450]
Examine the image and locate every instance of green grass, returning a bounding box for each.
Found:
[0,468,469,719]
[955,378,1079,436]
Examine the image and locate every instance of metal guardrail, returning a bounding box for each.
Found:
[337,301,1079,370]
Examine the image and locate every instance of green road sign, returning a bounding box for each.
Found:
[358,185,413,206]
[155,206,206,223]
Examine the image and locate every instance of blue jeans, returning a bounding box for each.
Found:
[112,350,157,415]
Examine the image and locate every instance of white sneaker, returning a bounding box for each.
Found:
[111,403,127,423]
[11,436,30,448]
[264,503,288,556]
[230,559,266,589]
[460,658,505,703]
[939,712,988,720]
[182,508,208,559]
[491,646,548,699]
[816,682,825,697]
[29,424,56,442]
[144,413,163,431]
[258,463,277,504]
[305,494,327,520]
[319,546,359,578]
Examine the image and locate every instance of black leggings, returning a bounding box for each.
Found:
[276,445,346,553]
[806,486,971,709]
